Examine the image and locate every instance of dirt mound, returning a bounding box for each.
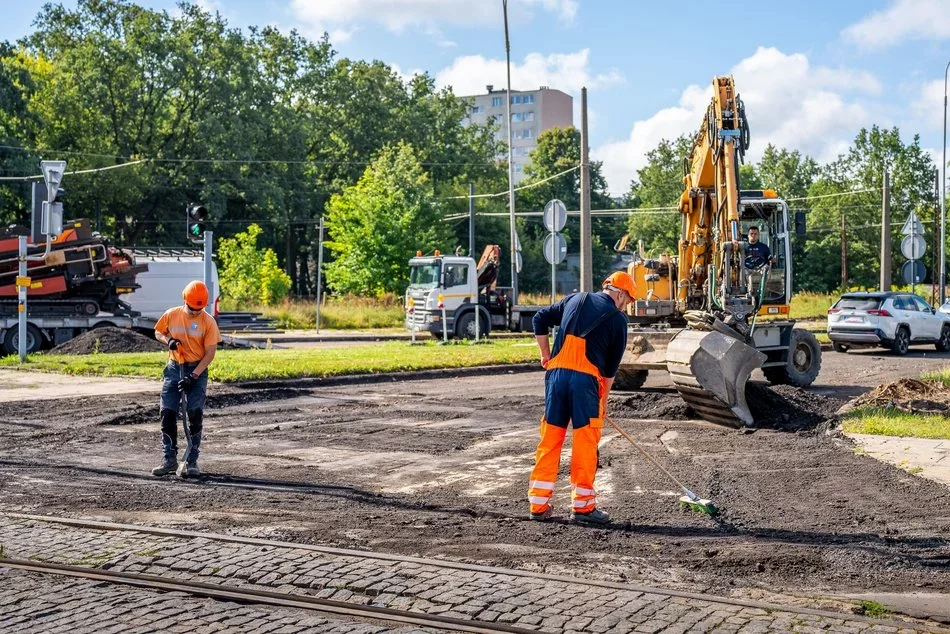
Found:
[746,383,845,431]
[612,391,695,420]
[614,384,843,430]
[49,327,164,355]
[848,377,950,415]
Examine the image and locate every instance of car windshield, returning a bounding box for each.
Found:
[835,297,882,311]
[409,263,440,288]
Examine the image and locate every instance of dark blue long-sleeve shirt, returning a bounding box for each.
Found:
[532,292,628,378]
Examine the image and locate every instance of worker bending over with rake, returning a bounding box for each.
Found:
[528,272,634,525]
[151,281,221,478]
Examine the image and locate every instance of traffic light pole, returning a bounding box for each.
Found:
[203,230,214,316]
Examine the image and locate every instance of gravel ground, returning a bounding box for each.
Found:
[0,354,948,603]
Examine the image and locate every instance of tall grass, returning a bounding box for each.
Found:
[227,295,405,330]
[789,292,837,320]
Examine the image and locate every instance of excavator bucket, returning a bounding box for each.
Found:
[665,329,766,428]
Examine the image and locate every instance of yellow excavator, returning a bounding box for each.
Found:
[616,76,821,427]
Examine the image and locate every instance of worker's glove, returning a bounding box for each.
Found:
[167,338,182,351]
[178,372,198,391]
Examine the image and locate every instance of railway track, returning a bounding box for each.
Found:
[3,512,947,633]
[0,557,535,634]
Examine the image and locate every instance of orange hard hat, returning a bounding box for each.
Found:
[602,271,636,298]
[183,280,209,309]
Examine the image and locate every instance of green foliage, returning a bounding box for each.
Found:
[236,295,405,330]
[796,126,935,292]
[324,142,451,296]
[625,136,691,257]
[218,224,291,306]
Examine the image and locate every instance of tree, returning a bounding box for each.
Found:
[796,126,935,291]
[324,142,451,296]
[514,126,616,293]
[625,136,692,257]
[218,223,292,306]
[754,145,818,199]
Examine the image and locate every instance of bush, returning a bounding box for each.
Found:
[218,224,292,307]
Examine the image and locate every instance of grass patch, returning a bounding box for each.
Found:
[842,407,950,440]
[789,291,836,320]
[0,339,538,383]
[920,367,950,388]
[857,600,889,618]
[226,294,406,330]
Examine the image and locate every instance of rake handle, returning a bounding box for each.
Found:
[603,415,695,499]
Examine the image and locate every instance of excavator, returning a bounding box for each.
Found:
[616,76,821,427]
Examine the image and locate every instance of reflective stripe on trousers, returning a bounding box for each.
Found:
[528,333,605,515]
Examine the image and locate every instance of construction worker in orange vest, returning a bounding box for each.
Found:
[528,272,635,525]
[151,281,222,478]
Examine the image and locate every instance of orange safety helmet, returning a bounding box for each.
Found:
[182,280,209,309]
[602,271,636,299]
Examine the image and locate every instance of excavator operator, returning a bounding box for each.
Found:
[528,271,634,525]
[744,226,775,269]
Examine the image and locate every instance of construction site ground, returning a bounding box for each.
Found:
[1,346,950,631]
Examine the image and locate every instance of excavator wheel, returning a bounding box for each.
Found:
[762,328,821,387]
[612,368,648,391]
[666,329,766,428]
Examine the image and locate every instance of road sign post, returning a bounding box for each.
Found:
[543,199,567,303]
[900,210,927,294]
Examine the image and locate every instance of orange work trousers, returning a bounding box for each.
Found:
[528,334,606,515]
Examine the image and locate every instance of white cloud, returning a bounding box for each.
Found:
[593,47,881,194]
[434,48,623,97]
[911,79,945,131]
[329,28,355,45]
[289,0,576,41]
[843,0,950,50]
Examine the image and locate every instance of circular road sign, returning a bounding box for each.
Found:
[901,259,926,285]
[543,232,567,265]
[543,199,567,233]
[901,234,926,260]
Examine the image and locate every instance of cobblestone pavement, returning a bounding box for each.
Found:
[0,515,943,634]
[0,569,439,634]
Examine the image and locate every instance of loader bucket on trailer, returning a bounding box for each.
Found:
[666,329,766,427]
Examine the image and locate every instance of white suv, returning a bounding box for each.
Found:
[827,292,950,355]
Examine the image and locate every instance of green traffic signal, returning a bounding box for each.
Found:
[186,203,208,243]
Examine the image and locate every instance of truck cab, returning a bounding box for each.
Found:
[405,246,537,339]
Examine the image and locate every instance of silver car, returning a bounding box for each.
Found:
[827,292,950,355]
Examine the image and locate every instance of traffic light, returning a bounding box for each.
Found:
[186,203,207,243]
[794,211,806,236]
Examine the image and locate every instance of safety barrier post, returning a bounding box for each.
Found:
[408,298,416,345]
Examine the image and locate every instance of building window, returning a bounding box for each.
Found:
[514,165,522,173]
[511,112,522,122]
[523,94,535,104]
[514,128,535,140]
[471,105,484,115]
[491,96,503,107]
[524,111,534,121]
[510,95,522,104]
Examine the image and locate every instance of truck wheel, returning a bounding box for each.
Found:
[2,323,44,355]
[763,328,821,387]
[612,368,648,391]
[455,311,489,339]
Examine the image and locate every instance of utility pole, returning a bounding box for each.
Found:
[841,211,848,289]
[315,217,325,332]
[880,169,891,291]
[468,183,475,258]
[579,86,592,292]
[502,0,518,304]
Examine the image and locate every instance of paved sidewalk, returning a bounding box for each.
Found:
[0,515,942,634]
[847,433,950,488]
[0,368,159,402]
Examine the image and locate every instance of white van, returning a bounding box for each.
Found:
[122,250,221,319]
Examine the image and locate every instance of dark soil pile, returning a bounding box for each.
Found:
[49,327,164,355]
[847,378,950,416]
[613,384,844,430]
[746,383,845,430]
[612,391,695,420]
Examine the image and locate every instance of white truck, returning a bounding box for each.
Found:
[405,245,541,338]
[121,249,220,319]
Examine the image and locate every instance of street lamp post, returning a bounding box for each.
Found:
[942,60,950,305]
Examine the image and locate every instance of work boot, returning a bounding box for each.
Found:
[571,508,611,526]
[151,459,177,477]
[529,506,553,521]
[186,462,200,477]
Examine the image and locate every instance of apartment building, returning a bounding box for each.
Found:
[462,86,573,183]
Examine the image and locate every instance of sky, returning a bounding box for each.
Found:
[2,0,950,194]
